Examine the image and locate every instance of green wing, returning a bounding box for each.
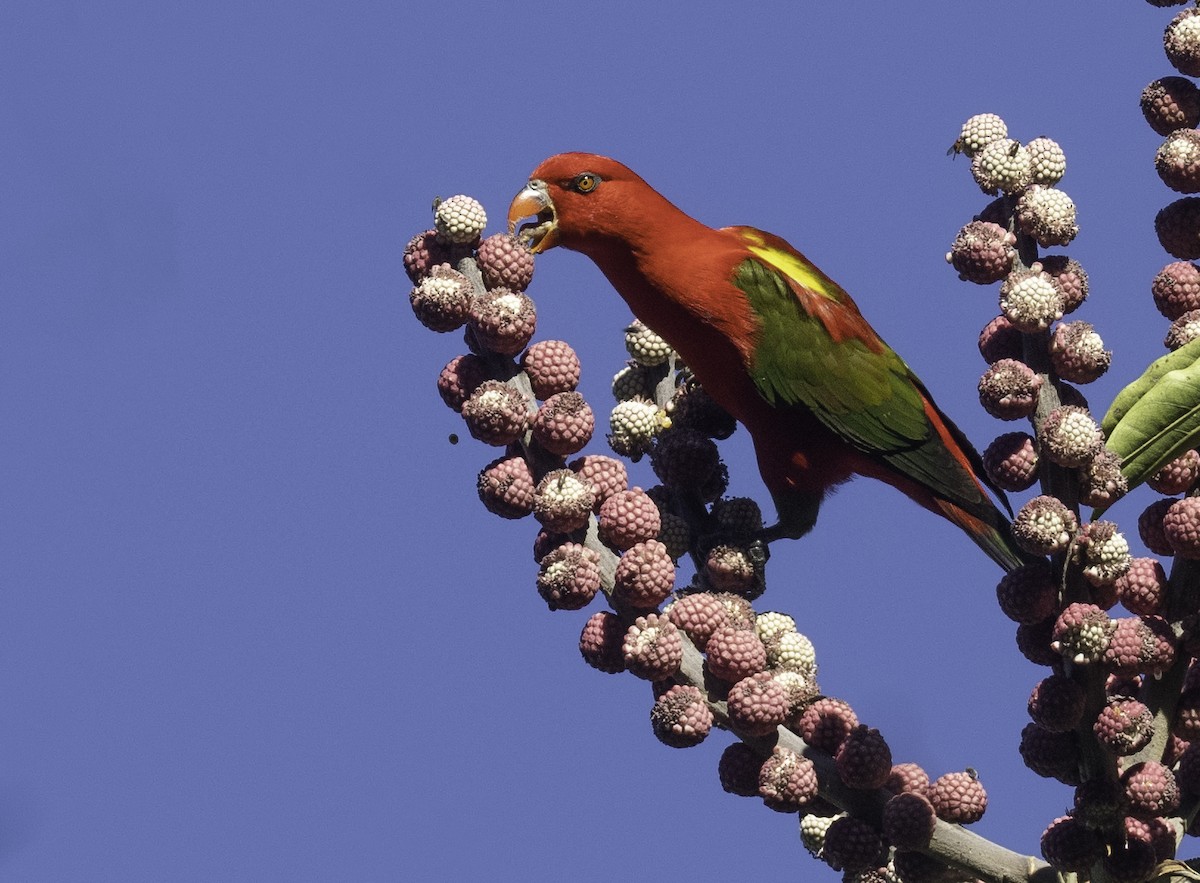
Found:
[734,251,1005,514]
[736,255,929,451]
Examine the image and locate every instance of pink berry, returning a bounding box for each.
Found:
[926,770,987,824]
[612,539,676,609]
[579,611,625,673]
[650,684,713,748]
[476,455,535,519]
[520,339,580,400]
[536,542,601,611]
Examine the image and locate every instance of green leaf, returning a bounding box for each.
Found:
[1102,337,1200,436]
[1104,340,1200,493]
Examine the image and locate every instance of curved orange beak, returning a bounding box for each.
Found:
[507,180,559,253]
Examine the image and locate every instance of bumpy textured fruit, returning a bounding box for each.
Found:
[704,544,757,595]
[821,816,886,873]
[532,468,595,533]
[1152,261,1200,319]
[1028,674,1085,733]
[1051,602,1113,665]
[531,392,594,456]
[1178,740,1200,794]
[409,263,474,332]
[1156,198,1200,259]
[520,340,580,400]
[433,194,486,244]
[477,455,536,519]
[664,592,728,650]
[1075,521,1132,587]
[536,542,601,611]
[1078,449,1128,510]
[718,741,763,797]
[651,428,721,492]
[1166,8,1200,77]
[1158,129,1200,193]
[927,770,987,824]
[1041,255,1089,314]
[611,363,653,401]
[1123,761,1180,819]
[753,611,796,645]
[1013,495,1078,557]
[437,353,491,411]
[726,671,789,736]
[771,670,819,716]
[460,380,531,445]
[882,792,935,850]
[1124,816,1177,864]
[978,359,1043,420]
[1039,406,1104,468]
[757,745,818,812]
[1142,76,1200,136]
[1139,498,1177,556]
[765,630,817,678]
[1166,308,1200,349]
[1019,723,1082,783]
[669,379,737,439]
[612,539,676,608]
[1016,186,1078,247]
[714,592,756,630]
[1000,267,1065,332]
[983,432,1039,492]
[1028,137,1067,186]
[993,568,1060,633]
[1104,615,1176,677]
[1041,816,1104,874]
[579,610,626,673]
[404,228,469,283]
[978,315,1024,364]
[468,288,537,356]
[704,624,767,682]
[475,232,534,291]
[597,488,661,550]
[946,220,1015,284]
[607,397,666,459]
[1150,449,1200,494]
[800,811,840,858]
[622,614,683,681]
[835,725,892,790]
[955,113,1008,157]
[624,320,673,367]
[1015,620,1059,667]
[971,138,1031,194]
[1073,777,1125,831]
[1094,697,1154,756]
[711,496,765,537]
[885,762,930,795]
[1164,496,1200,557]
[1050,322,1110,384]
[1116,558,1168,616]
[650,684,713,748]
[995,562,1059,624]
[795,697,859,753]
[569,454,628,510]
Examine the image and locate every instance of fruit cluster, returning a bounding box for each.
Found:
[931,4,1200,870]
[406,194,1022,880]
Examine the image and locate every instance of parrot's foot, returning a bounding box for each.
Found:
[760,492,821,543]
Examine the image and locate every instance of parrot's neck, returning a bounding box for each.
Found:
[569,220,768,430]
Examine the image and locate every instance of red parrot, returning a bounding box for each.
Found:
[508,153,1027,571]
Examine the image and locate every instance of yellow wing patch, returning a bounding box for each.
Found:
[735,229,841,303]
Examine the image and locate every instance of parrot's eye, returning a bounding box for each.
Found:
[571,173,599,194]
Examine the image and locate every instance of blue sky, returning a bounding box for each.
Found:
[0,1,1187,880]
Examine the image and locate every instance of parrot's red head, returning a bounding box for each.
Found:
[507,153,663,256]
